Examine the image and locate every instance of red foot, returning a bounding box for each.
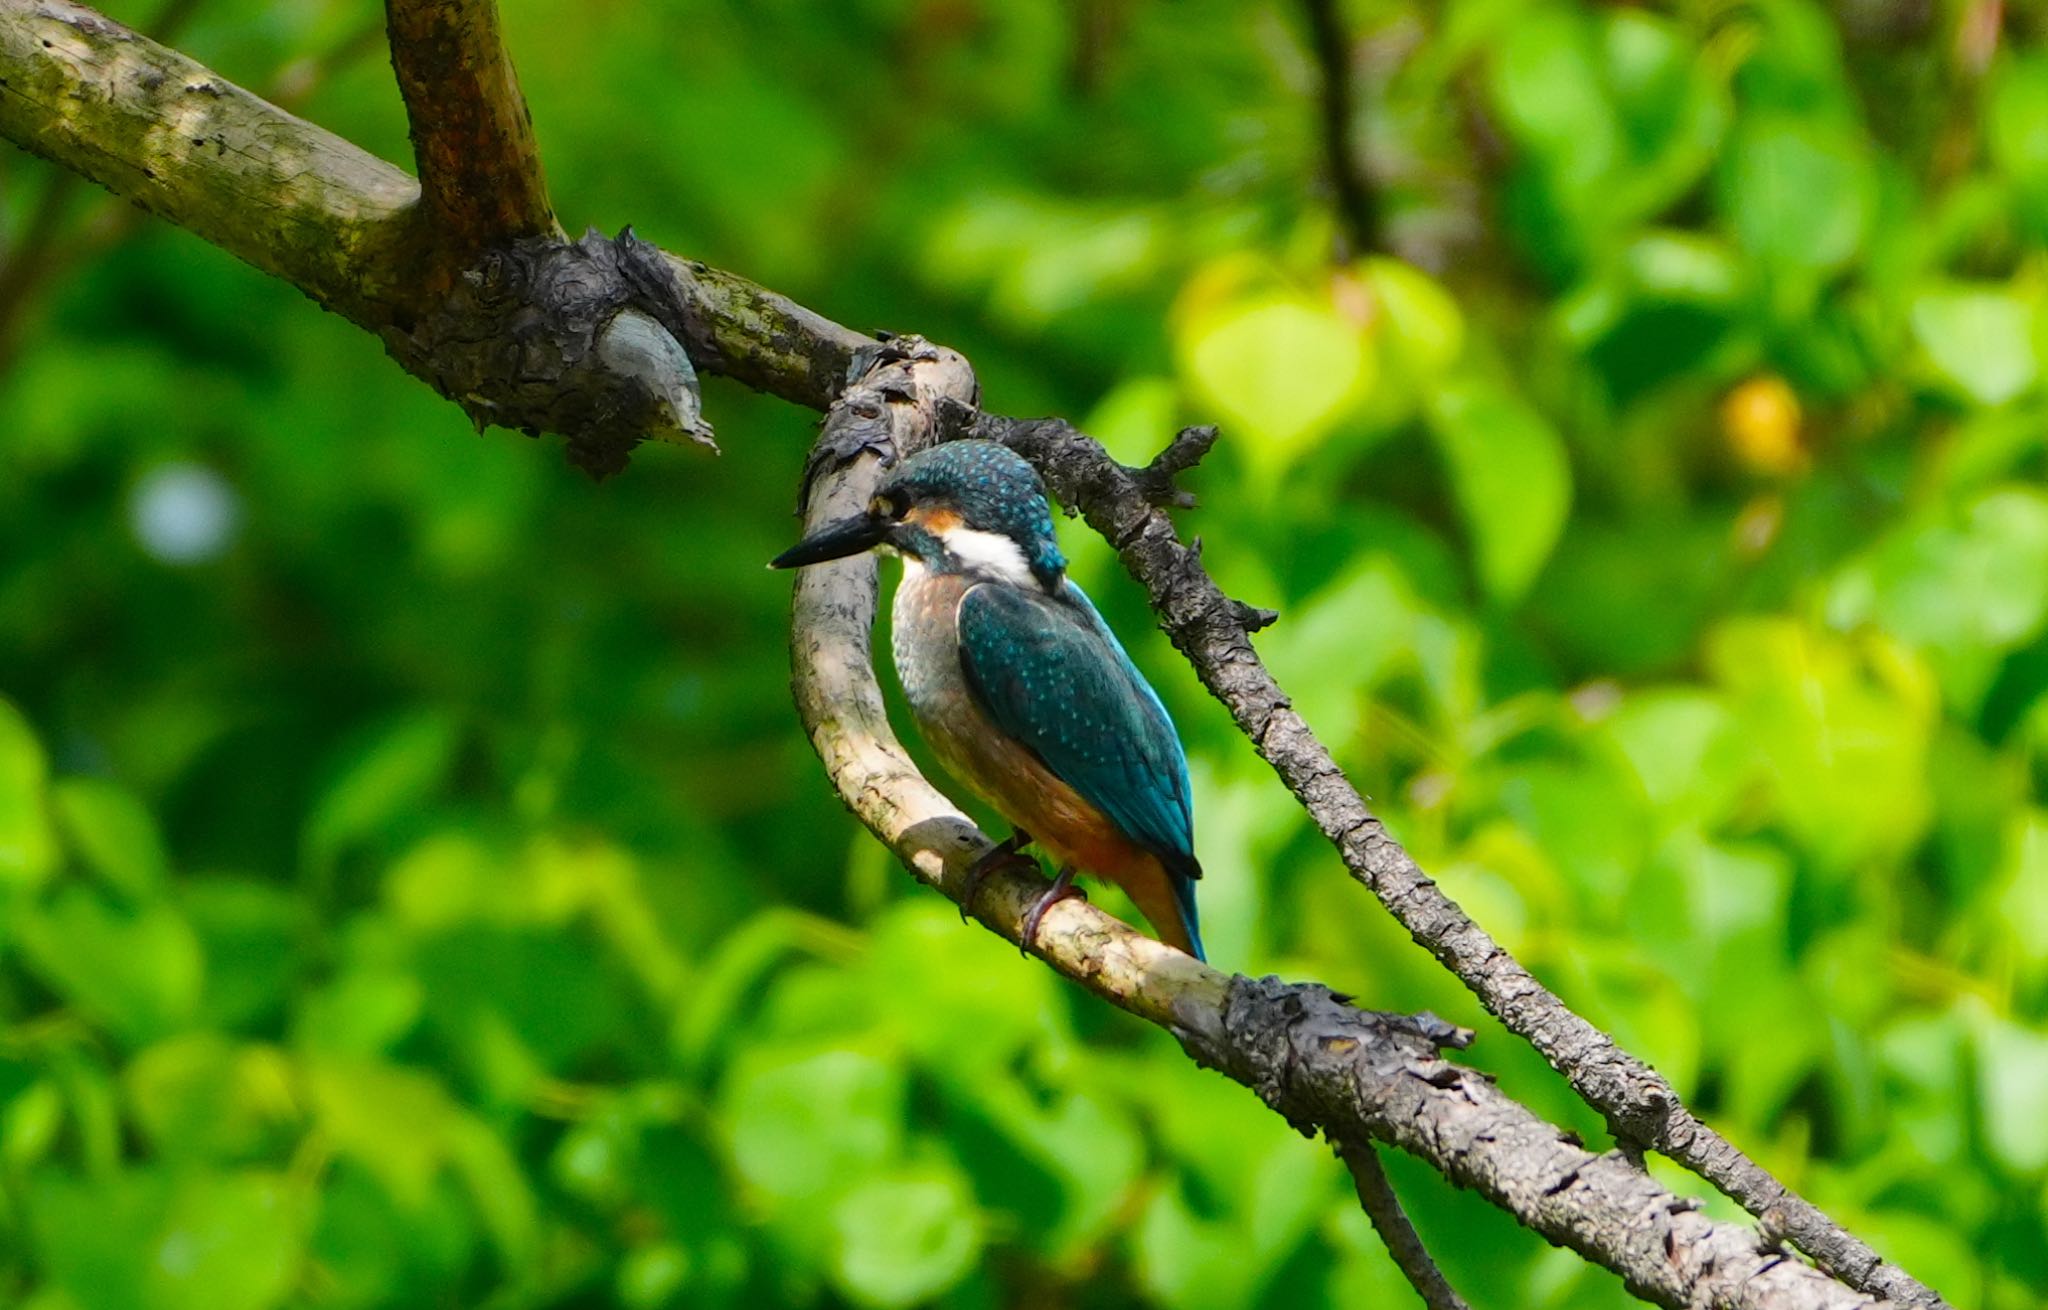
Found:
[1020,867,1085,956]
[960,829,1035,923]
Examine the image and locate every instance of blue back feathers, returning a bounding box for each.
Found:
[955,576,1205,960]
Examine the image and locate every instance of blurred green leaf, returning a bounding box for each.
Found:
[1597,689,1746,831]
[1426,380,1573,603]
[1971,1007,2048,1174]
[1363,258,1464,378]
[2,1079,64,1174]
[1832,488,2048,709]
[180,879,303,1030]
[29,1168,301,1310]
[1707,618,1934,874]
[722,1046,903,1214]
[618,1241,692,1309]
[1910,286,2041,406]
[303,712,459,872]
[447,1116,539,1275]
[304,1059,458,1207]
[123,1035,289,1162]
[1175,267,1371,480]
[53,777,168,900]
[0,699,59,890]
[15,888,203,1043]
[1721,117,1873,274]
[1991,56,2048,232]
[828,1162,982,1308]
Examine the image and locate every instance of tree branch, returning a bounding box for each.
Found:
[0,0,424,323]
[383,0,555,260]
[1338,1142,1471,1310]
[974,414,1950,1310]
[0,6,382,368]
[782,346,1886,1309]
[1298,0,1379,257]
[0,0,842,469]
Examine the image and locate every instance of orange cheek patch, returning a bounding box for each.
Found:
[907,506,962,533]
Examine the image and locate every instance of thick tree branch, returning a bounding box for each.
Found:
[383,0,554,259]
[1338,1143,1471,1310]
[0,0,424,322]
[783,346,1885,1310]
[0,8,383,368]
[0,0,855,468]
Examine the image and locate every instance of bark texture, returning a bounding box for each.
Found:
[0,0,803,468]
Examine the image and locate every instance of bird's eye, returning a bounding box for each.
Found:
[871,489,911,520]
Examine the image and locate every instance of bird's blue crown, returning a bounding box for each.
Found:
[882,441,1067,587]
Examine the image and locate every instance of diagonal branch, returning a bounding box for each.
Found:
[0,0,425,324]
[781,342,1885,1309]
[0,0,763,466]
[974,415,1950,1310]
[1338,1143,1471,1310]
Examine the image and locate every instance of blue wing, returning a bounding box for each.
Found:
[955,580,1202,949]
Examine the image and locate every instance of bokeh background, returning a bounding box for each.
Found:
[3,0,2046,1305]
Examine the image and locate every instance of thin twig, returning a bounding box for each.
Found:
[1339,1142,1472,1310]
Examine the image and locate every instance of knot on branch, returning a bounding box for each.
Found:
[1215,976,1473,1139]
[387,227,713,478]
[1234,600,1282,632]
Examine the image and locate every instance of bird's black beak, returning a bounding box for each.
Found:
[770,511,890,569]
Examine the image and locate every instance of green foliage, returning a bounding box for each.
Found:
[2,0,2046,1306]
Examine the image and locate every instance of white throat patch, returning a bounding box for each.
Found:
[939,526,1040,589]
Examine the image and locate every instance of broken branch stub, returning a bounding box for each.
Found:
[384,228,715,476]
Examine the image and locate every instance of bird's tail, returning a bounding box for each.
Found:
[1170,873,1206,963]
[1123,857,1206,962]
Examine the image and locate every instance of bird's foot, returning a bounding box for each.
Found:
[1020,867,1084,957]
[959,829,1034,924]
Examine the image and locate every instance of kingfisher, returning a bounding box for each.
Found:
[771,440,1204,960]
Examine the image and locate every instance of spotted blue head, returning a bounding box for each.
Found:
[771,440,1067,589]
